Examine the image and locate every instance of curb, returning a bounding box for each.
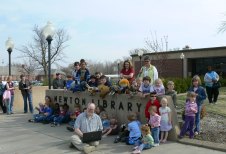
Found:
[177,138,226,152]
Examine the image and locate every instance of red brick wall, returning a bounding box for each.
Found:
[134,59,182,78]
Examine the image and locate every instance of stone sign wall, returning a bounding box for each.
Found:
[46,89,180,141]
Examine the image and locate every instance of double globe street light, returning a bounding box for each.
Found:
[43,21,55,89]
[5,37,14,76]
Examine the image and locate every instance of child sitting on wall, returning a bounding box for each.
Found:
[153,78,165,96]
[138,76,154,98]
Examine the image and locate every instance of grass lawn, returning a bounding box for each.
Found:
[177,87,226,117]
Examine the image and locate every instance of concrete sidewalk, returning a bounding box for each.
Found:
[0,113,225,154]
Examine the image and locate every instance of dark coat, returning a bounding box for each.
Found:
[19,79,32,95]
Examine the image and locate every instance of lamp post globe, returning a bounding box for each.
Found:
[43,21,55,89]
[5,37,14,76]
[180,53,185,78]
[137,50,144,69]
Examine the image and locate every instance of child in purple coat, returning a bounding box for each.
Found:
[179,92,197,139]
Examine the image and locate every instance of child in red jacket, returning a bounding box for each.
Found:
[145,91,161,122]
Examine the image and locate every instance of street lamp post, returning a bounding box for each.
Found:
[180,53,185,78]
[5,38,14,76]
[43,21,55,89]
[137,50,144,69]
[117,59,120,81]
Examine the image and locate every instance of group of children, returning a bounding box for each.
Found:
[111,94,172,154]
[28,96,83,128]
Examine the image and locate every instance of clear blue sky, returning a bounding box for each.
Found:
[0,0,226,67]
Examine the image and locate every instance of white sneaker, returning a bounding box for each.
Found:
[133,146,138,150]
[84,146,96,154]
[194,132,199,135]
[153,143,159,147]
[132,149,141,154]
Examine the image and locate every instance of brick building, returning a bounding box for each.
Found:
[131,46,226,78]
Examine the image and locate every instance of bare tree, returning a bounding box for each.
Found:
[17,25,70,78]
[20,58,37,76]
[129,48,148,55]
[145,31,169,77]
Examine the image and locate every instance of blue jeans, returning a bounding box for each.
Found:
[151,127,160,144]
[54,115,65,124]
[23,93,33,113]
[68,120,75,127]
[34,114,47,122]
[194,105,201,133]
[10,95,14,113]
[135,140,152,151]
[5,99,11,114]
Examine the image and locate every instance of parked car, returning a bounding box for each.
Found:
[32,80,43,86]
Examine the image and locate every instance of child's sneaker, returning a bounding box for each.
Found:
[133,146,138,150]
[66,126,74,132]
[153,143,159,147]
[28,119,34,123]
[114,137,121,143]
[132,149,141,154]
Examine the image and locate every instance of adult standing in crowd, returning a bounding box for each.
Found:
[19,74,33,113]
[120,60,135,84]
[137,56,158,85]
[70,103,103,153]
[204,66,220,104]
[0,77,6,113]
[6,76,15,114]
[188,75,206,135]
[52,73,65,89]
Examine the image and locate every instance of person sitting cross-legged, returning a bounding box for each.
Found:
[70,103,103,154]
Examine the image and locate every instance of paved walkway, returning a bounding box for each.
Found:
[0,113,225,154]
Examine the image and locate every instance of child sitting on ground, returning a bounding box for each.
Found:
[114,113,141,144]
[44,102,60,124]
[138,76,154,98]
[29,101,52,123]
[153,78,165,96]
[51,105,67,126]
[145,91,161,122]
[67,104,81,130]
[148,106,161,146]
[101,112,110,134]
[159,98,172,143]
[165,81,177,107]
[132,124,154,154]
[102,117,119,137]
[179,92,197,139]
[126,112,142,145]
[35,102,45,114]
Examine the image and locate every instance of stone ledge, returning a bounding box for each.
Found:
[178,138,226,152]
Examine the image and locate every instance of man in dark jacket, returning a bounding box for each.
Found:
[52,73,66,89]
[19,74,33,113]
